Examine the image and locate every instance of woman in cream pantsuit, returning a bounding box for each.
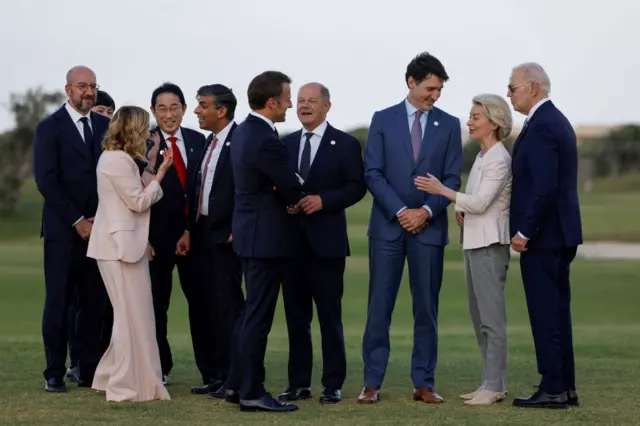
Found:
[415,94,513,406]
[87,106,174,402]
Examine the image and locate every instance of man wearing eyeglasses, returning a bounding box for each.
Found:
[507,63,583,409]
[147,82,206,385]
[34,65,111,392]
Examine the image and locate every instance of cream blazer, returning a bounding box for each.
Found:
[87,150,163,263]
[455,142,512,250]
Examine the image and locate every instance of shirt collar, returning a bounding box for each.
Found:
[65,101,90,123]
[528,98,550,119]
[405,97,428,118]
[161,127,184,143]
[250,111,275,130]
[212,120,235,143]
[302,120,328,138]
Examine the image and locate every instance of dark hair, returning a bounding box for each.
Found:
[405,52,449,86]
[247,71,291,110]
[151,82,186,107]
[196,84,237,120]
[96,90,115,110]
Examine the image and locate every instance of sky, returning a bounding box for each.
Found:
[1,0,638,136]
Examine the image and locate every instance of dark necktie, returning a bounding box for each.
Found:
[274,127,280,138]
[79,117,93,144]
[299,132,312,180]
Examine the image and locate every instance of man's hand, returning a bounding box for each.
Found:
[300,195,323,215]
[74,218,93,240]
[511,234,528,252]
[176,231,190,256]
[456,212,464,228]
[286,204,301,214]
[226,234,233,243]
[398,208,429,234]
[147,243,156,261]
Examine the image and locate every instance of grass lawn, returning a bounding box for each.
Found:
[0,178,639,424]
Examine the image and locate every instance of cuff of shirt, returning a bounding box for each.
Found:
[396,206,407,216]
[517,231,529,240]
[421,204,433,217]
[72,216,84,226]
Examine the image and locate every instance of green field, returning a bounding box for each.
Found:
[0,178,639,425]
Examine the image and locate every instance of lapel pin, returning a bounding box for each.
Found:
[190,148,194,153]
[226,141,230,146]
[434,121,439,127]
[330,140,336,145]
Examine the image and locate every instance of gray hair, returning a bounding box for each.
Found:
[472,94,513,141]
[512,62,551,95]
[300,82,330,101]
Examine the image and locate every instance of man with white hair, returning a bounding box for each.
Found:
[507,63,583,409]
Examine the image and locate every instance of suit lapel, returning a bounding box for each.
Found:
[415,108,442,169]
[154,128,168,170]
[182,127,200,168]
[57,107,91,161]
[89,112,103,165]
[306,124,334,182]
[393,102,415,164]
[210,123,237,190]
[286,130,302,172]
[512,101,553,157]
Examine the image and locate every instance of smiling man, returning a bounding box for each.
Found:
[359,52,462,404]
[148,82,206,385]
[279,82,366,404]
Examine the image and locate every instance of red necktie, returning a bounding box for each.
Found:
[168,136,188,215]
[196,136,219,221]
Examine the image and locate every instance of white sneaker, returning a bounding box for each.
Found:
[464,390,507,405]
[460,385,484,400]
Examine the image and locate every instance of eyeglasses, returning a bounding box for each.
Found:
[507,81,531,93]
[71,83,100,92]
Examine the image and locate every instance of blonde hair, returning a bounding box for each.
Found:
[102,106,150,160]
[472,94,513,141]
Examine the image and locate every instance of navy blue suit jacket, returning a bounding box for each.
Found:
[149,126,205,254]
[34,105,108,241]
[231,114,302,258]
[283,123,367,258]
[510,100,583,248]
[364,101,462,245]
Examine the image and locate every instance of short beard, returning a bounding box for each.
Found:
[74,98,93,113]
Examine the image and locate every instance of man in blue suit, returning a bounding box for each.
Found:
[359,52,462,404]
[279,82,367,404]
[508,63,583,409]
[34,65,110,392]
[226,71,302,412]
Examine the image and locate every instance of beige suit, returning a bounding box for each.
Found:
[87,150,170,402]
[455,142,512,393]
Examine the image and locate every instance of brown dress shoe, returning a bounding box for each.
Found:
[357,387,380,404]
[413,388,444,403]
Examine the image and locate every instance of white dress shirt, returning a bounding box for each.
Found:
[250,111,275,131]
[65,102,92,141]
[298,120,327,170]
[517,97,550,240]
[199,121,234,216]
[161,127,188,167]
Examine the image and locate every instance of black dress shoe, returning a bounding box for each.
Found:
[567,389,581,407]
[192,381,224,395]
[68,368,91,387]
[224,389,240,404]
[240,394,298,412]
[45,378,67,393]
[320,388,341,404]
[278,387,312,402]
[513,389,569,409]
[207,383,227,399]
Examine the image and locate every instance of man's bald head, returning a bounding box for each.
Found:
[65,65,98,114]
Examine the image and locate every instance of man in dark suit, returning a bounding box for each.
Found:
[226,71,302,412]
[34,65,110,392]
[178,84,244,397]
[508,63,583,409]
[279,82,366,404]
[148,82,206,384]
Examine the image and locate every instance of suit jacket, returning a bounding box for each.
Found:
[455,142,512,250]
[148,126,205,254]
[187,123,237,243]
[283,123,367,258]
[34,104,108,241]
[364,101,463,245]
[510,100,583,248]
[87,150,163,263]
[230,113,302,258]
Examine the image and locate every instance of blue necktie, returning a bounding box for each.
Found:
[299,132,312,180]
[79,117,93,144]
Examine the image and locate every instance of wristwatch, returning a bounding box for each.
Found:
[144,165,157,175]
